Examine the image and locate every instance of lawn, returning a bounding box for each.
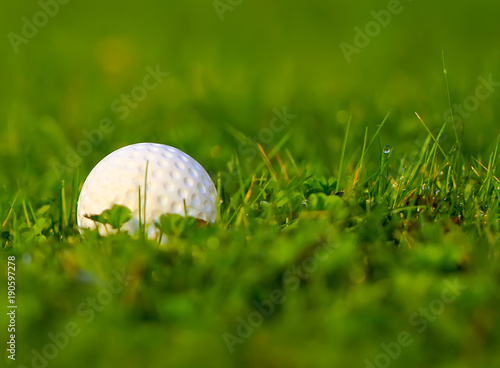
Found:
[1,1,500,367]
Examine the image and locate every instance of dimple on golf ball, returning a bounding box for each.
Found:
[77,143,217,240]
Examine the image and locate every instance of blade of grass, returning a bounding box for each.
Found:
[415,112,448,161]
[22,199,32,228]
[352,127,369,189]
[442,51,462,150]
[60,180,68,232]
[2,192,19,228]
[257,143,278,181]
[336,113,352,193]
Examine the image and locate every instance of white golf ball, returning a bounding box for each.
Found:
[77,143,217,240]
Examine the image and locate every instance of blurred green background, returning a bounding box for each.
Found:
[1,1,500,367]
[1,0,499,192]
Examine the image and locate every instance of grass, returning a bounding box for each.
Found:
[2,110,500,367]
[2,1,500,367]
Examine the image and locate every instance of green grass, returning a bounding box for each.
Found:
[2,1,500,367]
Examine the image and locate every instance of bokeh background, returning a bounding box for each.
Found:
[1,0,500,367]
[1,0,499,193]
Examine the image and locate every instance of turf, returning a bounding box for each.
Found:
[1,1,500,368]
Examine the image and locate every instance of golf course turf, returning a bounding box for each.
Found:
[1,1,500,367]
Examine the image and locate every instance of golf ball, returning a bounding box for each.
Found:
[77,143,217,240]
